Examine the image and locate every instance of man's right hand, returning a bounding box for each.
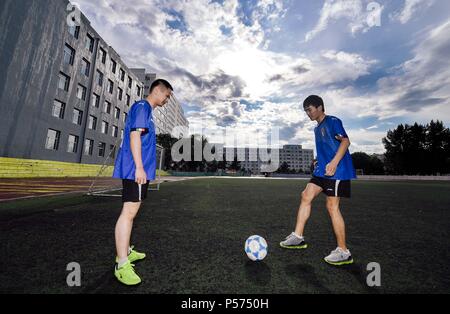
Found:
[135,167,147,185]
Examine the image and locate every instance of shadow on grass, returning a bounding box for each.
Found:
[284,263,331,293]
[324,262,381,294]
[244,260,272,286]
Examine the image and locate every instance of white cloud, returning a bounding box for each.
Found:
[391,0,434,24]
[346,129,386,154]
[73,1,449,155]
[304,0,383,42]
[320,18,450,120]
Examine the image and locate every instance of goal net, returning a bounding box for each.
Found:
[87,144,165,197]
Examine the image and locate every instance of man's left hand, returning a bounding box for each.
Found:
[325,160,338,177]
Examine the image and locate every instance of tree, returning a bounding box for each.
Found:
[277,162,291,174]
[425,120,450,175]
[351,152,384,175]
[157,133,209,172]
[157,133,178,171]
[228,155,241,171]
[383,124,407,174]
[382,120,450,175]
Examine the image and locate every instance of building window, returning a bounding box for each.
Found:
[96,70,103,87]
[112,125,118,138]
[119,68,125,82]
[81,58,90,77]
[45,129,60,150]
[68,25,80,39]
[92,93,100,108]
[88,115,97,130]
[108,79,114,94]
[123,112,128,123]
[85,33,94,52]
[103,101,111,114]
[126,94,131,107]
[63,44,75,65]
[52,100,65,119]
[84,139,94,156]
[72,109,83,125]
[58,72,70,91]
[67,134,79,153]
[117,87,123,101]
[101,121,109,134]
[128,76,132,89]
[98,142,106,157]
[137,85,141,97]
[114,107,120,120]
[110,58,117,74]
[99,47,107,64]
[76,84,87,101]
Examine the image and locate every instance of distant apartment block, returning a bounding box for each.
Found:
[224,145,314,174]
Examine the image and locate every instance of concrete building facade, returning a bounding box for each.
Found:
[236,145,314,174]
[0,0,144,165]
[131,68,189,137]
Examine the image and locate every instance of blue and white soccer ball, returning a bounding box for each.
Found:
[245,235,268,261]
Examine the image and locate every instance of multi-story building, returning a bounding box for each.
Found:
[234,145,314,174]
[0,0,144,165]
[279,145,314,173]
[131,68,189,137]
[130,69,156,99]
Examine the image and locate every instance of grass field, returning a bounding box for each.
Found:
[1,178,449,294]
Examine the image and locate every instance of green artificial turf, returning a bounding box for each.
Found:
[1,178,449,294]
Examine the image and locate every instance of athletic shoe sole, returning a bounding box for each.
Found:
[324,258,354,266]
[279,243,308,249]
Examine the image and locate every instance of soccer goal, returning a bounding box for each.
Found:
[86,144,165,197]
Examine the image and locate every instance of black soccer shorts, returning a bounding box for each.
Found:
[310,176,351,198]
[122,179,150,203]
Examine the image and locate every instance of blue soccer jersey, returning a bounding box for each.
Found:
[113,100,157,180]
[313,115,356,180]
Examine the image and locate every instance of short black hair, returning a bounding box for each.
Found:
[303,95,324,112]
[150,79,173,93]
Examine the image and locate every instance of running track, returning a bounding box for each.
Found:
[0,177,195,201]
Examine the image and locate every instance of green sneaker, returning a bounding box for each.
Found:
[114,260,141,285]
[128,246,146,263]
[115,246,147,263]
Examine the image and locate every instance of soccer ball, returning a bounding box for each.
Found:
[245,235,268,261]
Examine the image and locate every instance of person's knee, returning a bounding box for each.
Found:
[121,202,141,219]
[301,190,314,203]
[326,200,339,213]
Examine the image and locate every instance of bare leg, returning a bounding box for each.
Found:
[294,183,323,236]
[115,202,141,260]
[326,197,347,250]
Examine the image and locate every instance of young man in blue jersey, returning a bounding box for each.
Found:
[280,95,356,266]
[112,79,173,285]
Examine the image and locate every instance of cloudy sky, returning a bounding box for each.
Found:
[74,0,450,154]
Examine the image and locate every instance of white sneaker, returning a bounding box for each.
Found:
[324,247,353,265]
[279,232,308,249]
